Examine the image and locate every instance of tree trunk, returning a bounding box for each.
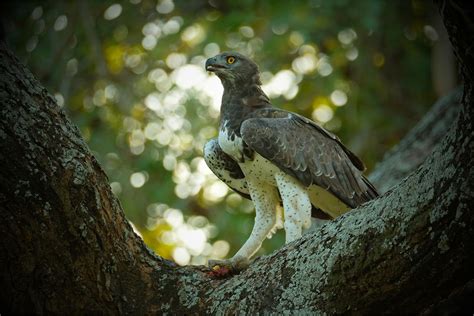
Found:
[1,1,473,314]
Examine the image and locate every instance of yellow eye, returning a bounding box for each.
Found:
[227,56,235,64]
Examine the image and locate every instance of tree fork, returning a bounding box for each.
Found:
[1,1,473,313]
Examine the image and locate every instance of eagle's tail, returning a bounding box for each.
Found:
[362,175,379,200]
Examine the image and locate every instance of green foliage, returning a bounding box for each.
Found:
[5,0,439,265]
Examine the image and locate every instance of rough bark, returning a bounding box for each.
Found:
[1,1,473,314]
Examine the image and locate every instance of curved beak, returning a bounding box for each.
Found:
[205,56,226,72]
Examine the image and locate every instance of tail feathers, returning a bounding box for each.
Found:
[310,176,379,220]
[362,175,379,200]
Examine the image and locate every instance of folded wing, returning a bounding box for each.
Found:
[240,109,378,208]
[203,139,250,199]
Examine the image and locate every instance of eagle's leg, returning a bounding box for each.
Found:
[275,173,312,243]
[233,180,279,261]
[208,180,279,270]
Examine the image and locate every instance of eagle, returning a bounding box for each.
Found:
[204,52,378,270]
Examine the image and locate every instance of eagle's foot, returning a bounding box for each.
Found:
[207,255,249,277]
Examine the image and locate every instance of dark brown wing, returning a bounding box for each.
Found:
[294,113,366,172]
[240,109,378,208]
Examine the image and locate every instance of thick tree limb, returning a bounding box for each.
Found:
[0,43,201,313]
[1,1,473,313]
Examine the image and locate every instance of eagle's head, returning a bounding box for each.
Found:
[205,52,261,87]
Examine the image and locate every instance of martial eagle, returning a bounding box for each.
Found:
[204,52,378,270]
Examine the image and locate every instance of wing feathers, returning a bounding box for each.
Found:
[342,157,358,192]
[241,109,378,207]
[334,160,352,199]
[204,139,251,200]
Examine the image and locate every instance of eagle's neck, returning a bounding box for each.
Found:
[219,80,270,137]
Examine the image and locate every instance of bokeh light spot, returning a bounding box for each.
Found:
[53,15,68,31]
[338,28,357,45]
[130,172,147,188]
[110,182,122,195]
[164,208,184,227]
[204,43,220,57]
[172,247,190,265]
[312,105,334,123]
[317,58,333,76]
[239,26,254,38]
[262,70,299,100]
[346,47,359,61]
[181,24,205,46]
[203,181,228,202]
[31,6,43,20]
[157,0,175,14]
[330,90,348,106]
[142,35,157,50]
[104,4,122,20]
[211,240,230,259]
[166,53,187,69]
[54,93,64,107]
[292,53,318,74]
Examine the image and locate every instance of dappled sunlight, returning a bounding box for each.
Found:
[292,53,318,75]
[142,203,229,265]
[203,181,229,203]
[130,171,147,188]
[181,24,206,47]
[316,55,333,77]
[172,65,206,89]
[338,28,358,45]
[330,90,348,106]
[262,70,300,100]
[312,104,334,123]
